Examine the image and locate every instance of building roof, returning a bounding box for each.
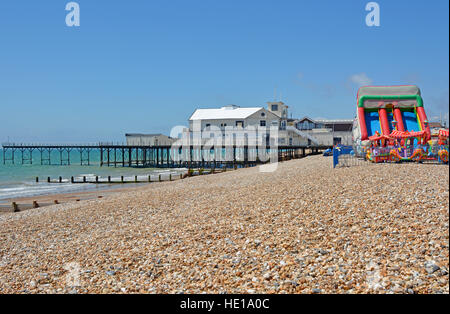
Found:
[297,116,316,123]
[189,106,264,121]
[296,117,354,124]
[315,119,354,124]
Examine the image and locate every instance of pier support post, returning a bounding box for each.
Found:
[128,148,132,167]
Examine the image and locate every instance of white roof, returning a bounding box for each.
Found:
[189,106,264,121]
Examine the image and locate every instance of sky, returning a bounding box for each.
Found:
[0,0,448,143]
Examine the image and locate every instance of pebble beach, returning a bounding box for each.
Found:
[0,155,448,294]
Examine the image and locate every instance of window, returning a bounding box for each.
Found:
[236,121,244,128]
[271,105,278,111]
[261,112,266,117]
[333,124,352,131]
[298,120,315,130]
[260,120,266,127]
[205,123,211,129]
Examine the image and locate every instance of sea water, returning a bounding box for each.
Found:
[0,149,185,200]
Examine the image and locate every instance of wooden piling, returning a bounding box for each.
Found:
[33,201,39,208]
[12,202,19,212]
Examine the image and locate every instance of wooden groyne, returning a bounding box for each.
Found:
[0,166,241,213]
[1,143,329,167]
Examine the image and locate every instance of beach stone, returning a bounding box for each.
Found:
[424,262,440,274]
[0,155,447,294]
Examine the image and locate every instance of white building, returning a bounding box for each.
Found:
[189,105,280,131]
[294,117,354,146]
[188,102,318,146]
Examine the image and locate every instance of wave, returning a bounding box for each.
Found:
[0,182,97,200]
[0,170,186,200]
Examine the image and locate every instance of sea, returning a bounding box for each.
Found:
[0,149,185,201]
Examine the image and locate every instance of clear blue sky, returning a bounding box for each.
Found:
[0,0,448,143]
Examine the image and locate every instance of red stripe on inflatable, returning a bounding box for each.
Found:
[379,108,390,135]
[393,105,405,132]
[417,107,431,141]
[358,107,368,141]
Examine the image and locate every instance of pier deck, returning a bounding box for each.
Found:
[1,143,331,167]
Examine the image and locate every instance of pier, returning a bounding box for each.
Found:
[1,143,330,168]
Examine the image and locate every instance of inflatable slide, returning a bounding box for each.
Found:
[352,85,449,164]
[354,85,431,144]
